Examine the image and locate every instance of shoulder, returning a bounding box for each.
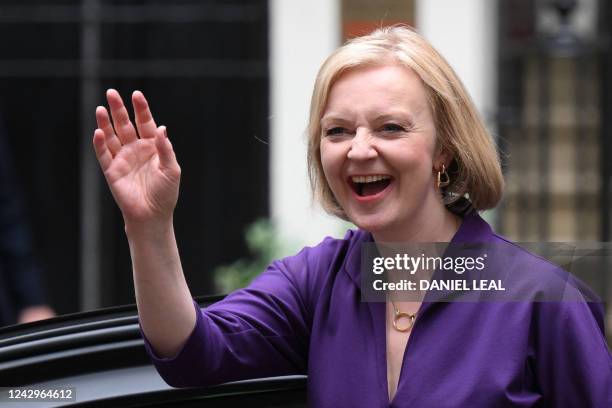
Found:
[270,229,367,306]
[489,232,594,297]
[278,229,367,271]
[475,227,605,331]
[460,212,601,302]
[457,213,567,284]
[486,231,560,273]
[275,228,367,283]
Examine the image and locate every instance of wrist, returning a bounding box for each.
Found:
[124,217,174,239]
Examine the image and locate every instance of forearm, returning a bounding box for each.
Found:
[126,219,196,358]
[93,89,190,358]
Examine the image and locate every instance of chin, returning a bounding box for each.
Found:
[348,213,392,234]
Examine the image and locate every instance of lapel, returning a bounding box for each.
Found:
[341,210,496,293]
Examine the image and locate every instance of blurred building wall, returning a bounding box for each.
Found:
[416,0,497,131]
[270,0,345,247]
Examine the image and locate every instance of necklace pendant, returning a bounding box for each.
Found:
[393,310,416,332]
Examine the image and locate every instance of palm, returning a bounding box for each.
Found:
[92,90,180,224]
[106,139,177,220]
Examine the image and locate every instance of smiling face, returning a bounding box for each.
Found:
[320,64,449,239]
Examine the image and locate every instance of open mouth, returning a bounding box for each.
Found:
[349,175,393,197]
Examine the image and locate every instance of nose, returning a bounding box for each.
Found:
[347,128,377,160]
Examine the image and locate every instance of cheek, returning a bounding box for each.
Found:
[319,141,349,200]
[394,138,435,169]
[319,140,342,178]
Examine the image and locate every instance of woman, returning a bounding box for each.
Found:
[92,26,610,407]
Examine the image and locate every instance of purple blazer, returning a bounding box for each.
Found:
[142,212,611,407]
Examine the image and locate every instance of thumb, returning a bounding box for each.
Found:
[155,126,177,170]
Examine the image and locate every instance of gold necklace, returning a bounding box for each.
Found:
[386,215,459,333]
[389,299,416,332]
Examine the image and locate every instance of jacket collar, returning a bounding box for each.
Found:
[343,210,495,291]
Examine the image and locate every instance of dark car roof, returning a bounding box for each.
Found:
[0,295,306,407]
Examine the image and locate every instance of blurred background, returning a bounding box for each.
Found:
[0,0,609,341]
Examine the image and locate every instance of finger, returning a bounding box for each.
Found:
[93,129,113,171]
[106,88,138,144]
[155,126,177,170]
[132,90,158,139]
[95,106,122,156]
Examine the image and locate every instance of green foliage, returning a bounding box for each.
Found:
[213,217,355,294]
[213,219,286,293]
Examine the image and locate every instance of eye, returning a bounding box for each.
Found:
[324,127,350,137]
[380,123,406,133]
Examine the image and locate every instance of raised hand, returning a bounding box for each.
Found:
[92,89,181,225]
[93,90,195,360]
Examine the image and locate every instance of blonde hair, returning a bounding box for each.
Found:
[307,25,504,219]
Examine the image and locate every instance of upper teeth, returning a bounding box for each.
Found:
[351,175,391,183]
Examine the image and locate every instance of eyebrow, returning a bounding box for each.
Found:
[372,112,415,124]
[320,111,415,126]
[320,114,350,126]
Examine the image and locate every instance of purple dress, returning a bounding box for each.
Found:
[142,212,612,407]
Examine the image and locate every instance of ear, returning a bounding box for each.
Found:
[434,148,453,171]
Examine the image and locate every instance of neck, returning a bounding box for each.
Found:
[372,200,461,244]
[374,200,461,305]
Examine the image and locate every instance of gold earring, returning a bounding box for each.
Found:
[437,164,450,188]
